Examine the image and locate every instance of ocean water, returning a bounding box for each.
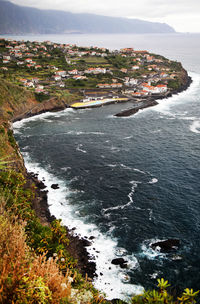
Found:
[12,34,200,301]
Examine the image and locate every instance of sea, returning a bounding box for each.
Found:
[8,33,200,301]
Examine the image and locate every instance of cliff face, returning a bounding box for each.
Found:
[0,80,38,122]
[12,97,71,122]
[0,80,72,123]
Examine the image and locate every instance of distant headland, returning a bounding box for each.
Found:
[0,0,175,35]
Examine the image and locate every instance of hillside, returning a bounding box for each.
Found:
[0,0,175,34]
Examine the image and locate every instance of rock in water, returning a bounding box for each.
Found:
[151,239,180,252]
[111,258,128,269]
[51,183,59,189]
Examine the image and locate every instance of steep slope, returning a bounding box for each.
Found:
[0,0,175,34]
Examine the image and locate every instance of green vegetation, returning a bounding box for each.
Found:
[108,55,130,69]
[168,78,181,90]
[131,279,199,304]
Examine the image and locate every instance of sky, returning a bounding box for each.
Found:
[10,0,200,33]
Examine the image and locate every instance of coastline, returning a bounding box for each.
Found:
[24,169,97,280]
[7,68,192,302]
[114,74,192,117]
[11,69,192,282]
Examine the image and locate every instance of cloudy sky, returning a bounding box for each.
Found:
[10,0,200,33]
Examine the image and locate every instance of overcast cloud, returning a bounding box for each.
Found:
[10,0,200,32]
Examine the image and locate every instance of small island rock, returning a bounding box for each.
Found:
[151,239,180,252]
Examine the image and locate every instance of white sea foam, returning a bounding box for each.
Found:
[152,72,200,115]
[102,181,140,215]
[13,108,76,133]
[148,178,158,184]
[190,120,200,134]
[14,148,143,301]
[107,163,132,170]
[65,131,105,136]
[148,209,153,221]
[133,168,146,174]
[124,136,133,140]
[76,144,87,153]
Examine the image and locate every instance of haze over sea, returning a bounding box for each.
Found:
[12,33,200,301]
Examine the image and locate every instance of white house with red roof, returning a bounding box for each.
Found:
[68,69,78,75]
[57,70,67,76]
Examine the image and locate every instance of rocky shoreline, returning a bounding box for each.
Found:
[25,171,97,280]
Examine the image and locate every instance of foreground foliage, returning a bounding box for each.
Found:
[132,278,199,304]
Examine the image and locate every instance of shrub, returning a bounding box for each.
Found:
[131,279,199,304]
[0,207,72,304]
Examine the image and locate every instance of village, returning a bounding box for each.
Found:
[0,38,184,108]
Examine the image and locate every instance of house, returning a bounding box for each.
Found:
[129,78,138,85]
[68,69,78,75]
[20,78,28,84]
[3,60,9,64]
[156,84,167,93]
[35,65,42,69]
[85,67,107,74]
[120,68,128,73]
[111,83,123,88]
[3,55,11,60]
[146,55,154,62]
[134,50,148,54]
[132,66,139,70]
[130,91,149,97]
[97,83,122,88]
[142,84,158,93]
[53,75,61,81]
[25,82,34,88]
[32,78,39,83]
[15,52,23,58]
[142,83,167,94]
[120,48,134,54]
[97,83,110,88]
[124,78,138,86]
[57,70,67,77]
[160,72,168,78]
[25,58,33,63]
[73,75,87,80]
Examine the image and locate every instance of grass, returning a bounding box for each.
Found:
[72,56,108,64]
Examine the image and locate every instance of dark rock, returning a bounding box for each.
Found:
[37,181,47,189]
[115,100,158,117]
[82,239,91,247]
[51,183,59,189]
[111,258,128,268]
[100,272,103,276]
[151,239,180,252]
[89,236,95,240]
